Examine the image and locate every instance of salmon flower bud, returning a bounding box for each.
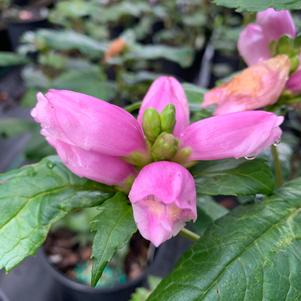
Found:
[138,76,189,137]
[151,132,179,161]
[160,104,176,133]
[202,55,290,115]
[180,111,283,161]
[104,37,127,62]
[129,162,196,247]
[32,90,147,157]
[142,108,161,143]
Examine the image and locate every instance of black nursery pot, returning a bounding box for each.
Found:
[7,9,49,50]
[38,248,154,301]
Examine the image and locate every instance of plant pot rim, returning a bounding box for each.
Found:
[38,244,156,294]
[0,289,9,301]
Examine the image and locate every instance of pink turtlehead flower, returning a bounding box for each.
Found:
[238,8,296,66]
[180,111,283,161]
[32,76,284,246]
[129,162,196,247]
[137,76,190,136]
[202,55,290,114]
[238,8,301,93]
[32,90,146,157]
[46,137,135,186]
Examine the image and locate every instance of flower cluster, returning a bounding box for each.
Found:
[203,8,301,116]
[32,76,283,247]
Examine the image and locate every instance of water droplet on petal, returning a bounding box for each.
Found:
[244,155,256,160]
[47,162,55,169]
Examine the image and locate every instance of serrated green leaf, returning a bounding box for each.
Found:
[0,156,114,271]
[148,177,301,301]
[91,193,137,287]
[191,158,274,196]
[213,0,301,12]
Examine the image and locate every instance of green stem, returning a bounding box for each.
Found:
[125,101,142,113]
[179,228,200,241]
[271,145,284,188]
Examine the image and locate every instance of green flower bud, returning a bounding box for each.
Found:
[160,104,176,133]
[276,36,294,55]
[151,132,178,161]
[289,55,300,74]
[124,145,152,167]
[142,108,161,143]
[294,35,301,49]
[172,147,192,165]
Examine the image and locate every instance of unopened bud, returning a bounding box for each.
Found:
[124,148,152,167]
[151,132,178,161]
[276,36,294,55]
[172,147,192,165]
[160,104,176,133]
[142,108,161,143]
[289,55,299,74]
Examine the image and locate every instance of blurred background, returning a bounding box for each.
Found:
[1,1,301,301]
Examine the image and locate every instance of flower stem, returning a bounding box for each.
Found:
[125,101,142,113]
[271,145,284,188]
[179,228,200,241]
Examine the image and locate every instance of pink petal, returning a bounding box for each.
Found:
[202,55,290,115]
[47,137,135,186]
[287,64,301,93]
[238,24,271,66]
[129,161,196,247]
[180,111,283,161]
[257,8,296,41]
[137,76,189,137]
[31,90,146,157]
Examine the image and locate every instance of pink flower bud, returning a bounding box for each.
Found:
[238,24,270,66]
[287,57,301,93]
[137,76,189,137]
[238,8,296,66]
[129,162,196,247]
[202,55,290,115]
[31,90,147,157]
[46,137,135,186]
[180,111,283,161]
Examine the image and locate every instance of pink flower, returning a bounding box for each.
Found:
[32,75,284,246]
[46,137,136,186]
[238,8,301,93]
[32,90,146,157]
[180,111,283,161]
[238,8,296,66]
[202,55,290,114]
[129,161,196,247]
[137,76,190,136]
[286,54,301,93]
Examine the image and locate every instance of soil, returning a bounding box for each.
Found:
[44,229,151,287]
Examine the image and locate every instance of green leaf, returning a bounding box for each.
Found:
[191,158,274,196]
[0,118,36,138]
[189,196,229,236]
[213,0,301,12]
[31,29,107,58]
[91,193,137,287]
[53,68,116,100]
[0,52,28,66]
[0,156,114,271]
[118,44,194,68]
[148,177,301,301]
